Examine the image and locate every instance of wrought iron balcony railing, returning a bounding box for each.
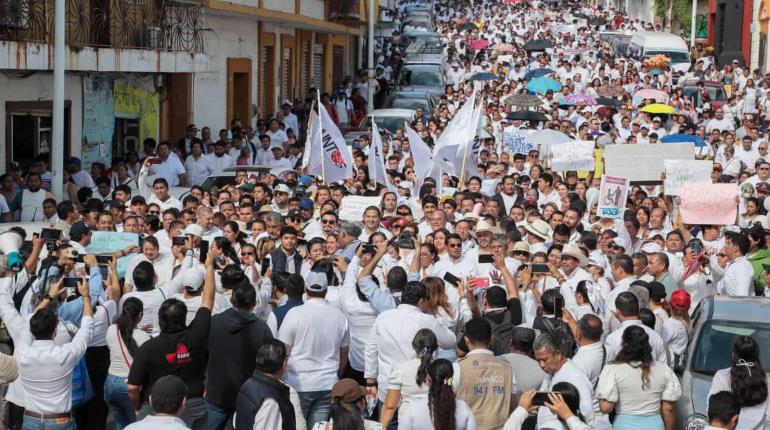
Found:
[0,0,204,53]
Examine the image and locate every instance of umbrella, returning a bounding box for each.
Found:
[661,134,707,147]
[491,43,515,53]
[640,103,675,114]
[524,68,554,80]
[587,17,606,26]
[470,72,500,81]
[526,76,562,94]
[597,84,626,97]
[458,22,477,31]
[562,94,597,106]
[543,0,559,4]
[506,111,549,122]
[468,39,490,50]
[504,93,543,107]
[635,88,668,103]
[522,39,554,51]
[595,96,622,106]
[526,129,572,146]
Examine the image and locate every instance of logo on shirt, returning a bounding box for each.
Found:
[165,342,192,365]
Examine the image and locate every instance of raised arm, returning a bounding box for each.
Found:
[25,238,45,275]
[493,253,518,300]
[201,253,216,310]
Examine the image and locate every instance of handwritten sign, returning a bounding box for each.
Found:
[604,143,694,182]
[550,141,595,171]
[86,231,140,254]
[339,196,383,222]
[680,183,737,225]
[597,175,629,219]
[663,160,713,196]
[503,130,533,154]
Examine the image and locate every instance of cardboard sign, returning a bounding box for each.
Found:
[550,141,595,171]
[604,143,694,182]
[597,175,630,219]
[86,231,140,254]
[503,130,534,154]
[339,196,383,222]
[663,160,713,196]
[679,183,737,225]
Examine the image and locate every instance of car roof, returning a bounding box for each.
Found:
[631,31,688,49]
[389,90,433,98]
[371,108,416,117]
[702,295,770,323]
[402,63,442,70]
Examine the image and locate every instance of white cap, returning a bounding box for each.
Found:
[641,242,663,253]
[305,271,328,292]
[274,184,292,194]
[398,181,414,189]
[184,223,204,238]
[183,268,205,292]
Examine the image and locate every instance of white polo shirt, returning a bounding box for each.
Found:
[149,155,185,187]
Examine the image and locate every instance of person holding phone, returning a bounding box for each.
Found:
[505,383,592,430]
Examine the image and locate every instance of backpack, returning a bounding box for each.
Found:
[537,316,577,358]
[487,310,516,356]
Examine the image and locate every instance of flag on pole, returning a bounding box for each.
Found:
[432,88,477,175]
[312,94,354,183]
[456,103,484,181]
[405,123,433,179]
[302,107,318,171]
[369,122,396,192]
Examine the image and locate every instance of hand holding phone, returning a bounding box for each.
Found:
[554,296,564,319]
[532,392,551,407]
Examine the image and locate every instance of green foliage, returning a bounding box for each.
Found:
[654,0,693,32]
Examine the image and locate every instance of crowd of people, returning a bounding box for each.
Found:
[2,0,770,429]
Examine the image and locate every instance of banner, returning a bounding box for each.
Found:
[311,93,354,183]
[369,122,396,192]
[503,130,534,154]
[550,141,595,171]
[597,175,629,218]
[86,231,140,254]
[604,143,694,182]
[680,183,737,225]
[405,124,433,179]
[663,160,713,196]
[339,196,383,222]
[82,77,115,171]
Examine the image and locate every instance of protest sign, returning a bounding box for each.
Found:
[604,143,694,182]
[663,160,713,196]
[503,130,533,154]
[339,196,383,221]
[550,141,595,171]
[597,175,629,219]
[679,183,737,225]
[86,231,140,254]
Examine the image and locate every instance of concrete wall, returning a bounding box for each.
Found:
[263,0,295,14]
[0,73,83,169]
[300,0,325,19]
[193,12,259,131]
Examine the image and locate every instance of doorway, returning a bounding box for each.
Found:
[5,101,71,171]
[113,118,140,158]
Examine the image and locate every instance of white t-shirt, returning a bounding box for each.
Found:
[148,156,186,187]
[105,325,151,377]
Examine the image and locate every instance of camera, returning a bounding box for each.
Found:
[172,236,187,246]
[40,228,62,241]
[398,231,415,249]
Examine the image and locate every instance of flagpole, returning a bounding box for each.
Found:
[316,95,326,185]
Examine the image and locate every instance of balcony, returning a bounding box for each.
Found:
[0,0,207,72]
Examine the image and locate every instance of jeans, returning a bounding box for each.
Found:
[206,402,233,430]
[103,374,135,430]
[376,400,398,430]
[139,397,208,430]
[21,415,75,430]
[298,390,332,429]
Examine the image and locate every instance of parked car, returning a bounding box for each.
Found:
[675,295,770,430]
[400,32,443,55]
[396,63,446,97]
[384,90,437,112]
[680,79,727,111]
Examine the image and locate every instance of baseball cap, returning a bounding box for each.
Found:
[69,221,94,239]
[331,379,365,403]
[670,289,691,312]
[641,242,663,253]
[150,375,187,408]
[183,269,205,292]
[610,236,629,251]
[274,184,291,194]
[184,223,204,238]
[298,176,313,187]
[299,198,314,211]
[305,271,328,292]
[286,209,302,220]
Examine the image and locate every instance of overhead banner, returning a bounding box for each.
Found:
[597,175,630,219]
[604,143,694,182]
[663,160,713,196]
[339,196,383,222]
[550,140,595,171]
[679,183,737,225]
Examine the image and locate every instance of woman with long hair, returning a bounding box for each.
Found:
[104,298,149,429]
[708,335,770,429]
[399,359,476,430]
[380,329,438,428]
[596,325,681,430]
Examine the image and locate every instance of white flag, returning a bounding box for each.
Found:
[405,123,433,180]
[369,122,396,192]
[301,107,318,171]
[455,103,484,181]
[313,94,354,183]
[432,88,477,174]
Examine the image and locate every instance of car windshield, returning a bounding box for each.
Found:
[645,50,689,62]
[682,85,726,100]
[401,69,442,87]
[373,116,410,133]
[691,320,770,375]
[390,97,430,110]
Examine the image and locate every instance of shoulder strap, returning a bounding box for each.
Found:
[116,328,133,369]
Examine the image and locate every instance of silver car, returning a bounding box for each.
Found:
[676,296,770,430]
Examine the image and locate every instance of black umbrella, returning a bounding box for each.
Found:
[470,72,501,81]
[522,39,554,51]
[587,17,607,26]
[458,22,477,31]
[506,111,549,122]
[595,96,622,106]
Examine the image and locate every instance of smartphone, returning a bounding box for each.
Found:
[95,255,112,265]
[361,243,376,253]
[470,277,490,289]
[172,236,187,246]
[62,277,81,291]
[478,254,494,264]
[40,228,62,241]
[199,240,209,264]
[554,296,564,319]
[532,392,551,406]
[443,272,460,286]
[531,264,550,274]
[261,256,271,276]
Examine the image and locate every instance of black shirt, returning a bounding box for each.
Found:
[128,307,211,401]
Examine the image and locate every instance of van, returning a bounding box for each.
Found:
[627,31,691,73]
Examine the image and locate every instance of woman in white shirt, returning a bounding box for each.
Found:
[662,290,691,363]
[707,335,770,430]
[596,325,682,430]
[379,329,435,428]
[398,359,477,430]
[104,297,151,430]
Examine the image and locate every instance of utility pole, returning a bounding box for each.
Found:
[367,0,375,113]
[51,0,65,199]
[689,0,697,48]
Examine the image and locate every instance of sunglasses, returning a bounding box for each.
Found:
[148,211,159,215]
[322,219,336,224]
[447,243,462,248]
[513,251,529,256]
[397,211,411,216]
[241,252,254,256]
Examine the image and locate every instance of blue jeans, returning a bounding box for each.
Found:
[104,374,135,430]
[206,402,232,430]
[298,390,332,429]
[21,415,75,430]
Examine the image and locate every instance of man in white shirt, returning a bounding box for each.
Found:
[205,141,234,172]
[568,314,606,388]
[364,282,456,405]
[66,157,96,189]
[281,101,299,134]
[266,119,288,149]
[603,255,637,331]
[278,273,349,429]
[184,141,214,187]
[716,230,755,296]
[254,135,276,165]
[146,142,186,187]
[125,375,190,430]
[605,291,668,364]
